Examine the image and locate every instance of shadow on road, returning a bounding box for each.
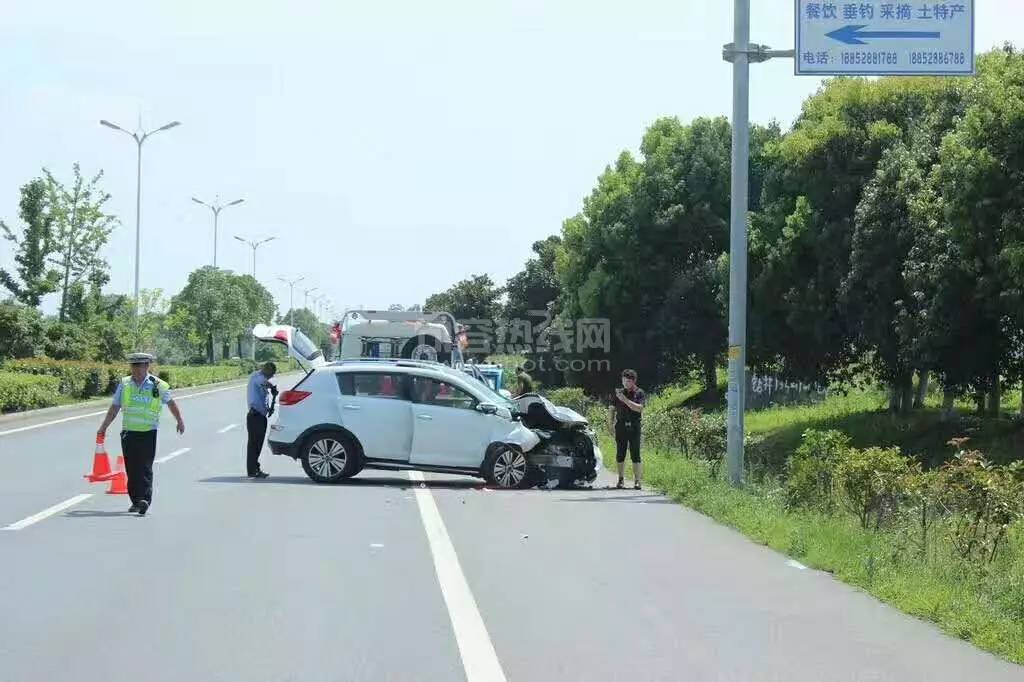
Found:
[557,493,675,504]
[197,474,481,490]
[64,509,137,518]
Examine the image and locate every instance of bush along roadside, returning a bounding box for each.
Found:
[0,359,260,414]
[594,404,1024,665]
[0,372,62,412]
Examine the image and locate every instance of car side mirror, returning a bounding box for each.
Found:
[477,402,499,415]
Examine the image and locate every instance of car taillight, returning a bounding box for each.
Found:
[279,390,312,406]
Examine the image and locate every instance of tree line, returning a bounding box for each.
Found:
[427,46,1024,414]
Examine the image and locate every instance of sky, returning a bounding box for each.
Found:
[1,1,1022,320]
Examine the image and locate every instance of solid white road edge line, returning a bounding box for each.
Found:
[0,382,245,438]
[217,424,238,434]
[155,448,191,464]
[409,470,507,682]
[2,494,93,531]
[786,559,808,570]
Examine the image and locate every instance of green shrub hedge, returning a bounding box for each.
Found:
[156,365,245,388]
[0,358,121,398]
[0,372,61,412]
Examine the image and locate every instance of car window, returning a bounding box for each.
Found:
[409,376,476,410]
[337,372,405,399]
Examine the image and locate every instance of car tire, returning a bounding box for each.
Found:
[482,443,533,489]
[403,335,443,363]
[300,430,361,483]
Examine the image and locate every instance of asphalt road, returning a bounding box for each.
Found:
[1,376,1021,682]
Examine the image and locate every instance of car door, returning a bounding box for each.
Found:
[408,375,496,468]
[335,372,413,461]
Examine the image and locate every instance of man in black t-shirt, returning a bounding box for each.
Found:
[609,368,646,489]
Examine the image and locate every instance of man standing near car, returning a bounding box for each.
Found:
[245,362,278,479]
[96,353,186,516]
[610,368,645,490]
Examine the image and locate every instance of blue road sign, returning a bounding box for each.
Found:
[795,1,975,76]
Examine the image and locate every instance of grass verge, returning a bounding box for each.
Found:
[599,437,1024,665]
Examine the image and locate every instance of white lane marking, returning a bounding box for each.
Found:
[155,447,191,464]
[2,494,93,531]
[0,381,249,438]
[217,424,238,434]
[787,559,808,571]
[409,471,507,682]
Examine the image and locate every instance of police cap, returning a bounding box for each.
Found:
[127,352,155,365]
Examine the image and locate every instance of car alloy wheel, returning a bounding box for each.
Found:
[492,446,527,488]
[308,437,347,479]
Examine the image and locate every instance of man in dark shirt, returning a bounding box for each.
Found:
[514,366,535,395]
[609,368,646,489]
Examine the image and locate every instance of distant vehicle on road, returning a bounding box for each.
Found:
[337,309,457,365]
[251,324,601,489]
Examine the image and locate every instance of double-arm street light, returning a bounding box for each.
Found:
[234,235,276,278]
[192,196,244,267]
[303,286,318,312]
[99,118,181,313]
[278,276,304,325]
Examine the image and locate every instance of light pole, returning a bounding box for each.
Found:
[303,287,318,313]
[234,235,276,278]
[278,276,304,325]
[192,196,244,267]
[722,2,793,486]
[99,118,181,314]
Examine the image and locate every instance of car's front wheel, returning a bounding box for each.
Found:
[482,444,532,489]
[300,431,361,483]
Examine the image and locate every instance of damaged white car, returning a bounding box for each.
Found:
[252,324,601,489]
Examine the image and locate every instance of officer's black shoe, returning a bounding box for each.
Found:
[128,504,140,513]
[137,500,150,516]
[251,471,270,480]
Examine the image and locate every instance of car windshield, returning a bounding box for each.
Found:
[468,375,517,412]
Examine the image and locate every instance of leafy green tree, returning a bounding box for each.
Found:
[0,178,61,307]
[168,267,248,364]
[0,301,45,359]
[43,164,118,321]
[503,236,562,323]
[425,274,502,321]
[43,322,90,360]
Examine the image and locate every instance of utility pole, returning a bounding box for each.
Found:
[192,196,244,267]
[234,235,276,278]
[99,118,180,318]
[303,286,318,313]
[722,1,793,486]
[278,276,304,325]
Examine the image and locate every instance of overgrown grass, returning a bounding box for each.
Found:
[598,437,1024,665]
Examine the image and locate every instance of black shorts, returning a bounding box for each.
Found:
[615,421,641,463]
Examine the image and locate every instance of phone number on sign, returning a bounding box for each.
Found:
[841,51,898,66]
[910,51,967,66]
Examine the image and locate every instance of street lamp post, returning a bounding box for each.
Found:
[99,118,181,315]
[303,287,318,313]
[192,196,244,267]
[234,235,276,278]
[722,1,793,486]
[278,276,304,326]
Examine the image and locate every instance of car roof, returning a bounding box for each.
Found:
[325,358,465,378]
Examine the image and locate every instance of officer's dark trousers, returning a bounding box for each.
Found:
[121,430,158,505]
[246,410,268,476]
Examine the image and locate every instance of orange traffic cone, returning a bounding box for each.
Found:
[105,455,128,495]
[84,434,114,483]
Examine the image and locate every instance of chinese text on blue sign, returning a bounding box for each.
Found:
[796,1,974,75]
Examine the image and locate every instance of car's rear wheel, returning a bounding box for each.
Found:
[300,431,361,483]
[483,444,532,489]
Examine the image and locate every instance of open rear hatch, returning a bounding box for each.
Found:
[252,324,327,371]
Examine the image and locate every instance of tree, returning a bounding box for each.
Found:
[0,178,60,307]
[168,267,248,364]
[503,236,562,323]
[44,164,118,321]
[0,301,45,359]
[425,274,502,321]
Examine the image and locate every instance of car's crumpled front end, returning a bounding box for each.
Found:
[514,394,602,488]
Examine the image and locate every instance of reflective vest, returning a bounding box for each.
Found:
[121,375,169,432]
